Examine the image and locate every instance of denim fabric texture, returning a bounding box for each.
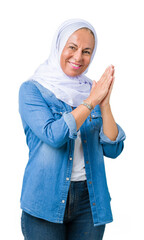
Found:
[21,181,105,240]
[19,80,126,227]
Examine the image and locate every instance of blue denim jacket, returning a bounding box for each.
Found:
[19,80,126,227]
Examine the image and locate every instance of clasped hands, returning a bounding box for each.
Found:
[87,65,115,109]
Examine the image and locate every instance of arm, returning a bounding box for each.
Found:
[99,123,126,158]
[97,67,126,158]
[99,67,118,141]
[100,104,118,141]
[71,65,126,159]
[19,81,77,148]
[71,65,115,133]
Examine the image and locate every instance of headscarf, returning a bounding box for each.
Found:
[30,19,98,107]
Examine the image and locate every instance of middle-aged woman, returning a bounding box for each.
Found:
[19,19,126,240]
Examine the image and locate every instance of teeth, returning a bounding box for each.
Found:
[71,63,80,67]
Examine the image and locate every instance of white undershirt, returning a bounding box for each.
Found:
[71,130,87,181]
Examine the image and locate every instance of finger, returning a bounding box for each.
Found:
[106,65,115,79]
[100,66,111,83]
[107,65,115,83]
[107,76,113,88]
[111,66,115,77]
[91,80,96,90]
[108,76,115,93]
[103,65,111,77]
[106,70,114,84]
[100,65,114,84]
[108,65,115,76]
[91,80,97,91]
[106,65,113,76]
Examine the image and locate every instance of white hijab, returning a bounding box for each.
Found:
[30,19,98,107]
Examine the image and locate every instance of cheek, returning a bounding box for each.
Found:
[60,55,66,71]
[84,57,91,68]
[60,50,70,67]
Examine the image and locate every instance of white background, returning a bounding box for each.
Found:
[0,0,144,239]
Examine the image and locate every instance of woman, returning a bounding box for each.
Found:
[19,19,126,240]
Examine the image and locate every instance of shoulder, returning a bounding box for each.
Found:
[19,80,50,99]
[19,80,62,108]
[19,80,44,106]
[19,80,56,98]
[19,80,39,94]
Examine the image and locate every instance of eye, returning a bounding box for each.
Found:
[83,50,91,55]
[69,46,75,50]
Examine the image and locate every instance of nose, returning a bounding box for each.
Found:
[73,50,82,62]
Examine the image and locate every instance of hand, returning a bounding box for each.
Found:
[99,66,115,108]
[86,65,115,108]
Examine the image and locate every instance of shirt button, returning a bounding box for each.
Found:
[89,181,92,184]
[66,177,69,181]
[86,161,89,164]
[62,200,65,203]
[83,140,87,143]
[93,202,96,206]
[69,157,72,160]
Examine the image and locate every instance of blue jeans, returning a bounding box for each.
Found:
[21,181,105,240]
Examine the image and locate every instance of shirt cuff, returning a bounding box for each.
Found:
[100,123,126,144]
[63,112,77,139]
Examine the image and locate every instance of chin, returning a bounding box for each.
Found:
[67,72,81,77]
[65,69,84,77]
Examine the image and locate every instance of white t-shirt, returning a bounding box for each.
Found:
[71,130,87,181]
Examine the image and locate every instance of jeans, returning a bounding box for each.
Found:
[21,181,105,240]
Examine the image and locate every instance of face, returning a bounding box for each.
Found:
[60,29,95,77]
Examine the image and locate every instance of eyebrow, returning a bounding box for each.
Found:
[68,42,92,50]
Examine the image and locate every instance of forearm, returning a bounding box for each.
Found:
[70,65,115,132]
[70,103,91,131]
[100,104,118,141]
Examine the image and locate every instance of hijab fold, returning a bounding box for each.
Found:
[30,19,97,107]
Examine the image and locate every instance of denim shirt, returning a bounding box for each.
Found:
[19,80,126,227]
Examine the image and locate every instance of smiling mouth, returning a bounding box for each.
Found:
[69,62,82,69]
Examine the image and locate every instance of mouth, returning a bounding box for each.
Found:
[68,61,82,69]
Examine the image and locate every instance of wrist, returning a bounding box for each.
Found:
[100,103,110,109]
[85,97,96,109]
[100,103,111,115]
[82,100,93,111]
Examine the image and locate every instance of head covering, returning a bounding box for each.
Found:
[30,19,98,107]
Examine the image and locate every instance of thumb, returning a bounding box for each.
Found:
[91,80,96,91]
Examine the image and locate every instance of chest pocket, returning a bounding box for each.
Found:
[89,110,102,130]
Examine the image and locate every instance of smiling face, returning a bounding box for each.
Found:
[60,28,95,77]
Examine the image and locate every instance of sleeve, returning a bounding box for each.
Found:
[99,123,126,158]
[19,81,77,148]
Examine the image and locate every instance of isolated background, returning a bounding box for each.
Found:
[0,0,144,239]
